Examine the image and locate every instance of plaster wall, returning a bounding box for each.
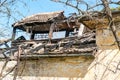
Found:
[0,56,94,80]
[83,22,120,80]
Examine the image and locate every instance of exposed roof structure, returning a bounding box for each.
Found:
[0,11,97,60]
[9,31,96,60]
[12,11,78,33]
[13,11,65,27]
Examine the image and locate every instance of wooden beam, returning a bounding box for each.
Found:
[11,28,16,41]
[78,24,85,37]
[65,29,70,37]
[31,31,35,40]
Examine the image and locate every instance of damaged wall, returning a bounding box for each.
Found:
[83,21,120,80]
[0,56,94,80]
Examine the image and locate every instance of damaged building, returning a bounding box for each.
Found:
[0,11,96,80]
[11,11,96,56]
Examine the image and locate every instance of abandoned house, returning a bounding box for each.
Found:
[11,11,96,55]
[0,11,96,80]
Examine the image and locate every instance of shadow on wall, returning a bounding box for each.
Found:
[17,56,94,78]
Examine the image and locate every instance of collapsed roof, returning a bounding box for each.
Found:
[0,11,96,59]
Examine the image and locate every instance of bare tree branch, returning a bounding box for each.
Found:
[101,0,120,49]
[51,0,85,14]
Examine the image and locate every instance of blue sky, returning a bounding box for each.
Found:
[12,0,96,40]
[10,0,119,23]
[19,0,77,18]
[14,0,78,39]
[0,0,77,39]
[0,0,119,48]
[0,0,119,39]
